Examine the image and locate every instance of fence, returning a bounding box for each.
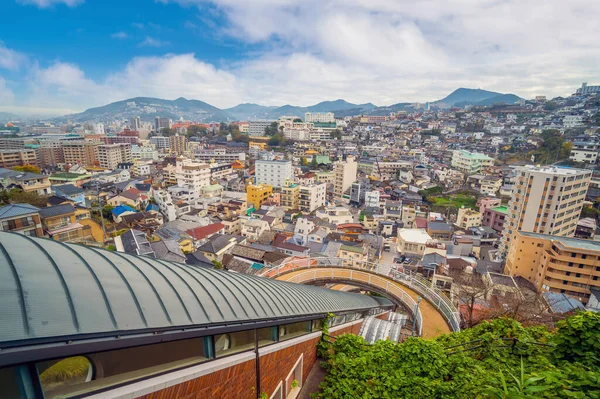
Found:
[260,256,460,333]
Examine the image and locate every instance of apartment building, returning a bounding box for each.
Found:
[505,231,600,304]
[246,184,273,209]
[333,155,358,198]
[62,141,100,166]
[365,190,380,209]
[150,136,170,150]
[281,181,300,210]
[569,142,598,164]
[456,207,482,229]
[248,121,272,137]
[39,140,65,166]
[98,143,132,169]
[255,160,292,188]
[194,149,246,163]
[298,183,326,213]
[169,134,188,155]
[0,149,38,168]
[315,205,353,224]
[482,205,508,232]
[175,158,211,197]
[131,145,159,161]
[0,204,44,237]
[451,150,494,174]
[305,112,335,123]
[499,166,592,254]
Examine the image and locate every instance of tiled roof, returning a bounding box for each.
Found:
[39,203,75,218]
[0,203,40,219]
[186,223,225,241]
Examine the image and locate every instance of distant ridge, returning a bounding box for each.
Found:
[55,88,523,123]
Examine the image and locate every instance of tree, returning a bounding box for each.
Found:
[300,157,309,166]
[330,129,342,140]
[6,188,48,208]
[310,156,318,168]
[268,133,285,146]
[293,118,303,123]
[101,205,114,220]
[264,122,279,136]
[186,125,207,137]
[544,101,558,111]
[160,127,176,136]
[12,165,41,174]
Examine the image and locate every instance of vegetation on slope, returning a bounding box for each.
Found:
[313,312,600,399]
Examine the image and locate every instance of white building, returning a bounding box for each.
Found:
[315,205,353,225]
[456,207,482,229]
[175,157,211,197]
[98,143,132,169]
[500,165,592,254]
[153,189,177,222]
[451,150,495,174]
[569,142,599,163]
[298,183,327,213]
[131,145,159,161]
[255,160,293,188]
[333,155,358,198]
[305,112,335,123]
[150,136,170,151]
[194,149,246,163]
[241,219,270,241]
[563,115,584,128]
[248,121,272,137]
[365,190,380,209]
[133,160,154,177]
[397,229,432,258]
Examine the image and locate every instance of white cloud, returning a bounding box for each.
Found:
[0,77,15,105]
[0,42,26,70]
[110,31,128,39]
[16,0,83,8]
[139,37,170,47]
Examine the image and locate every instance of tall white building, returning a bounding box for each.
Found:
[131,145,159,161]
[93,123,105,135]
[248,121,272,137]
[365,190,380,209]
[255,160,293,188]
[175,157,211,197]
[298,183,327,213]
[305,112,335,123]
[334,155,358,198]
[499,165,592,254]
[98,144,132,169]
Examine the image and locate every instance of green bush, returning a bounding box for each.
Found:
[313,314,600,399]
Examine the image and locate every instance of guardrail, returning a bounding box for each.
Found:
[260,256,460,333]
[281,268,423,337]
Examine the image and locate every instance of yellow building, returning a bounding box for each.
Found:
[249,141,266,150]
[280,181,299,210]
[505,231,600,304]
[246,184,273,209]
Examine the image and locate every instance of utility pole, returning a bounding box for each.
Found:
[411,296,422,337]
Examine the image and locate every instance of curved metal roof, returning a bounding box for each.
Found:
[0,232,390,345]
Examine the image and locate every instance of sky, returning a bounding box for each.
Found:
[1,0,600,116]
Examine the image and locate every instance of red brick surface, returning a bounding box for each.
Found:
[136,359,256,399]
[375,311,390,321]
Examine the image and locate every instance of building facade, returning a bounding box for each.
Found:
[0,149,38,168]
[305,112,335,123]
[499,166,592,254]
[98,144,133,169]
[451,150,494,174]
[255,160,292,188]
[248,121,272,137]
[246,184,273,209]
[62,141,100,167]
[334,155,358,198]
[298,183,326,213]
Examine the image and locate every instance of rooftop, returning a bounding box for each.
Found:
[489,205,508,214]
[0,203,40,219]
[519,231,600,252]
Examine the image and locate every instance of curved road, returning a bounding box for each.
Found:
[274,268,452,339]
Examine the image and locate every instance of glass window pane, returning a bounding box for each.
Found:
[311,319,322,332]
[214,330,255,357]
[279,321,311,341]
[0,366,24,399]
[257,327,277,347]
[38,337,208,398]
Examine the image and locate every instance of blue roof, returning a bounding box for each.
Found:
[0,232,392,344]
[145,204,159,212]
[112,205,136,216]
[542,292,585,313]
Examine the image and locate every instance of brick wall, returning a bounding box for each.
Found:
[259,336,320,397]
[375,311,390,321]
[136,359,256,399]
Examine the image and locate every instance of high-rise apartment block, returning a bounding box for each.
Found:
[334,155,358,198]
[150,136,170,151]
[0,149,38,168]
[500,166,592,254]
[175,158,211,197]
[304,112,335,123]
[98,143,132,169]
[505,231,600,304]
[154,117,172,131]
[62,141,100,167]
[130,116,141,131]
[255,160,292,188]
[169,134,187,155]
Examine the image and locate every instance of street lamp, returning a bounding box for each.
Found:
[411,296,422,337]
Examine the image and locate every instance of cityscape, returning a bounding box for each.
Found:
[1,1,600,399]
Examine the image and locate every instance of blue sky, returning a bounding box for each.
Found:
[1,0,600,116]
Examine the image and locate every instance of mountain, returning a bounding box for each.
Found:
[59,97,232,123]
[224,103,278,121]
[0,112,20,123]
[432,88,521,108]
[226,99,377,120]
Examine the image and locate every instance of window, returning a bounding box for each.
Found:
[215,330,255,357]
[279,321,311,341]
[38,337,209,398]
[0,366,25,398]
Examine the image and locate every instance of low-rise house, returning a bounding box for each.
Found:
[397,228,432,258]
[482,205,508,233]
[0,168,51,196]
[480,176,502,196]
[39,203,93,243]
[315,205,353,225]
[241,219,270,242]
[108,188,146,209]
[575,218,596,239]
[0,203,44,237]
[186,222,226,246]
[456,207,482,229]
[115,229,155,257]
[51,184,85,206]
[196,233,246,262]
[151,239,187,263]
[427,222,453,240]
[111,205,137,223]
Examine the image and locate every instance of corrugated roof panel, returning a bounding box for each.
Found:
[0,232,392,345]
